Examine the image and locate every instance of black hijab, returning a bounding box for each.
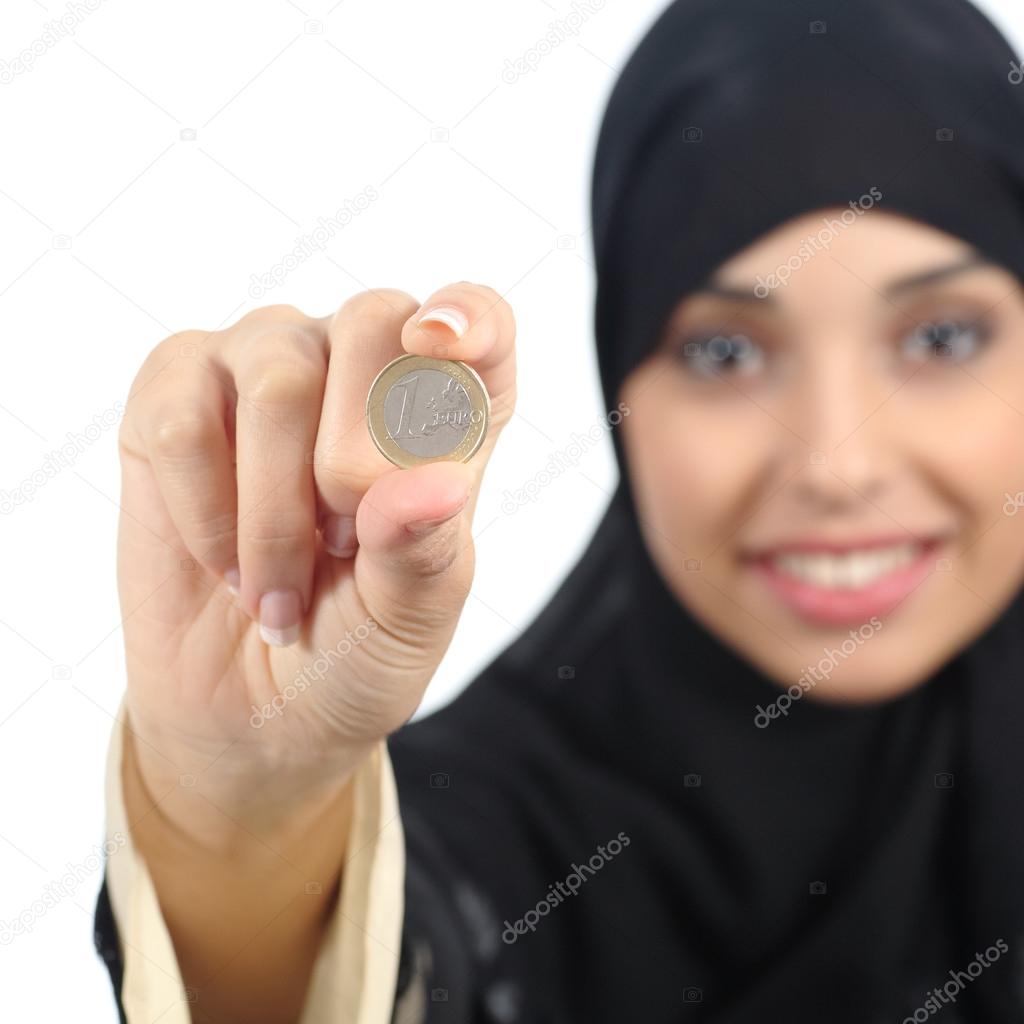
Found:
[389,0,1024,1020]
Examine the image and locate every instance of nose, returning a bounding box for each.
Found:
[784,344,890,511]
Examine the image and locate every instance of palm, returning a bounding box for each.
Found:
[118,448,453,763]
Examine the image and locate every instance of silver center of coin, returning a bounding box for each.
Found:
[383,368,477,457]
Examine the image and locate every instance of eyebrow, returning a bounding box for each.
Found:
[692,252,998,305]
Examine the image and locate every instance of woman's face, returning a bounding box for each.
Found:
[619,207,1024,705]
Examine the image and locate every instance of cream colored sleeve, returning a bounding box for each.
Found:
[101,695,406,1024]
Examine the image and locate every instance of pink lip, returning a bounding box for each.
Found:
[746,538,943,627]
[745,533,939,557]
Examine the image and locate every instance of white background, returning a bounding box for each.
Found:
[1,0,1023,1018]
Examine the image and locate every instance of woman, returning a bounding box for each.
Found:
[93,0,1024,1020]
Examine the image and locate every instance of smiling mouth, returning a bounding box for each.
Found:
[742,537,947,625]
[764,541,930,589]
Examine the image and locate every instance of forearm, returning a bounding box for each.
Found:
[122,717,362,1024]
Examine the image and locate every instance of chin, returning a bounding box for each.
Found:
[751,642,950,707]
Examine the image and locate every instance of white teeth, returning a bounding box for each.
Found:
[771,543,921,589]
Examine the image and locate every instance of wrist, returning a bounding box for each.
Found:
[123,703,371,857]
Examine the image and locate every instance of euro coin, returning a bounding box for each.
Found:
[366,354,490,468]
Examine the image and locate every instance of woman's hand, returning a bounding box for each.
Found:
[116,284,516,841]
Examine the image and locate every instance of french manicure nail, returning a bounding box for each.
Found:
[322,514,358,557]
[224,565,240,597]
[416,305,469,339]
[259,589,302,647]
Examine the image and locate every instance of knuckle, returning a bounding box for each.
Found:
[336,288,419,324]
[151,412,218,459]
[410,547,457,579]
[240,518,309,552]
[187,515,238,558]
[247,321,324,357]
[130,331,202,397]
[154,328,209,361]
[241,303,313,327]
[314,447,377,490]
[404,523,471,580]
[242,361,323,408]
[233,308,323,357]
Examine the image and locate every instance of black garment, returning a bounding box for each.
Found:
[95,0,1024,1018]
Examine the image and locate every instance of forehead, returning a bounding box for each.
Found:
[731,206,961,267]
[680,208,1005,322]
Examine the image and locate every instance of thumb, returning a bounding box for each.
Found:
[353,460,477,635]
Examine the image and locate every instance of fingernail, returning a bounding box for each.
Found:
[322,515,358,558]
[416,305,468,340]
[224,565,240,597]
[259,589,302,647]
[406,497,469,536]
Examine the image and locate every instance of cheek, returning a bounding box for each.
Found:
[967,405,1024,513]
[924,389,1024,598]
[941,333,1024,507]
[911,387,1024,504]
[621,384,765,549]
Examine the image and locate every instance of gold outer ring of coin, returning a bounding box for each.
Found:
[365,353,491,469]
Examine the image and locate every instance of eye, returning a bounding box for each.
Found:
[900,317,992,365]
[671,332,766,379]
